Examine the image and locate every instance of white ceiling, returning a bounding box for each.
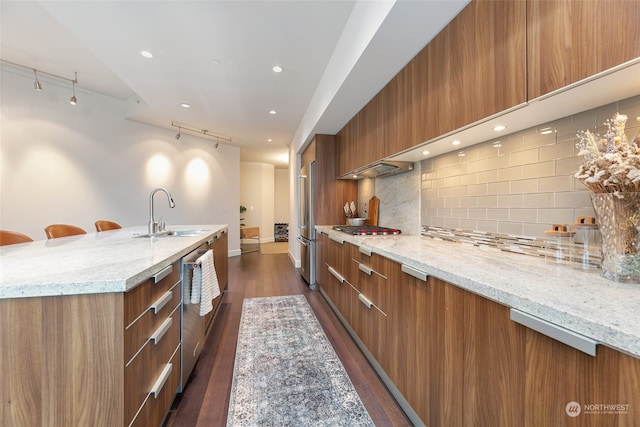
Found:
[0,0,469,168]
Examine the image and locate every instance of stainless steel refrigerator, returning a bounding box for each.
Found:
[297,161,316,289]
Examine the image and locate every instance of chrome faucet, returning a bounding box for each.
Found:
[148,187,176,234]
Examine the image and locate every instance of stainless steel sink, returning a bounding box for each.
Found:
[133,229,208,238]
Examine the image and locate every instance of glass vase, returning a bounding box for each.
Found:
[590,192,640,284]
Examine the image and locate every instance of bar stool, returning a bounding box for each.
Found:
[95,220,122,232]
[0,230,34,246]
[44,224,87,239]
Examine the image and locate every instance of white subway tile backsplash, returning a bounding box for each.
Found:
[420,95,640,239]
[498,165,524,181]
[509,208,537,222]
[511,148,539,166]
[523,161,555,179]
[539,140,574,161]
[523,192,554,208]
[498,194,524,208]
[539,175,574,192]
[511,178,539,194]
[488,181,510,195]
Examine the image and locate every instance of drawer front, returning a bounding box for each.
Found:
[125,305,180,426]
[124,263,180,326]
[124,282,181,363]
[130,345,181,427]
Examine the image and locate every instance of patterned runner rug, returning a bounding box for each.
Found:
[227,295,374,426]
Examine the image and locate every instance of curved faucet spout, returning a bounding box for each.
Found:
[149,187,176,234]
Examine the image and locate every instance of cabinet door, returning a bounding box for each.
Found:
[527,0,640,100]
[523,327,640,427]
[384,57,423,156]
[421,0,526,143]
[336,118,358,178]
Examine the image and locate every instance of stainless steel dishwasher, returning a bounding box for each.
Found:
[179,243,209,392]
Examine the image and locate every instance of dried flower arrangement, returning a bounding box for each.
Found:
[575,113,640,193]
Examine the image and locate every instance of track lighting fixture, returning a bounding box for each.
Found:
[0,60,79,106]
[69,72,78,105]
[170,121,231,147]
[33,69,42,91]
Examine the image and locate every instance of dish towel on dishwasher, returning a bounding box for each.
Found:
[191,250,220,316]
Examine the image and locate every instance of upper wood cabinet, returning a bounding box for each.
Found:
[304,134,357,223]
[335,119,358,177]
[419,0,527,143]
[527,0,640,100]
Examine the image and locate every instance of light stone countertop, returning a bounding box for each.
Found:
[316,226,640,359]
[0,225,227,299]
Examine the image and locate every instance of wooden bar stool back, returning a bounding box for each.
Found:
[44,224,87,239]
[95,220,122,232]
[0,230,34,246]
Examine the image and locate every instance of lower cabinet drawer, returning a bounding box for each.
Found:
[130,344,181,427]
[125,305,180,426]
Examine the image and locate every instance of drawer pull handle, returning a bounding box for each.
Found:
[329,234,344,244]
[510,309,598,356]
[358,263,373,276]
[151,291,173,314]
[150,363,173,399]
[358,293,373,309]
[151,317,172,345]
[327,265,345,283]
[358,246,372,256]
[401,264,428,282]
[152,265,173,284]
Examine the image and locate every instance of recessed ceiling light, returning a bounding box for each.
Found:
[267,138,273,142]
[140,50,154,59]
[493,125,506,132]
[269,110,277,115]
[352,174,358,179]
[272,65,283,73]
[180,103,191,108]
[211,59,221,66]
[540,127,554,135]
[422,150,430,156]
[451,140,462,146]
[492,141,502,148]
[458,151,466,157]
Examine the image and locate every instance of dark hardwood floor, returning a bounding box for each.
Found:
[164,250,411,427]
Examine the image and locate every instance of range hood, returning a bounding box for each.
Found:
[339,160,414,180]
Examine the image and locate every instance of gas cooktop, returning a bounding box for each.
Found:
[333,225,401,236]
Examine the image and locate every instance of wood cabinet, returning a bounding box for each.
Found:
[1,261,182,427]
[527,0,640,100]
[338,0,527,173]
[320,236,640,426]
[125,262,182,427]
[335,119,359,178]
[124,262,182,427]
[419,0,526,143]
[302,134,357,224]
[206,229,228,335]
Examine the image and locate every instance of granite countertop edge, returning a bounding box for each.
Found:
[316,226,640,359]
[0,225,227,299]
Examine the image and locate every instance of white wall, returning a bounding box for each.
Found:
[0,66,241,254]
[240,162,275,242]
[274,168,289,224]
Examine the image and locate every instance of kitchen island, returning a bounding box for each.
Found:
[316,225,639,426]
[0,225,228,427]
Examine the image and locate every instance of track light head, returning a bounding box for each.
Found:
[175,127,181,140]
[33,70,42,91]
[69,73,78,105]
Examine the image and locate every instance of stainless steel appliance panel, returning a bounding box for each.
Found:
[298,161,316,288]
[179,244,207,392]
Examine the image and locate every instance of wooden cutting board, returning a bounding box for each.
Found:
[367,196,379,226]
